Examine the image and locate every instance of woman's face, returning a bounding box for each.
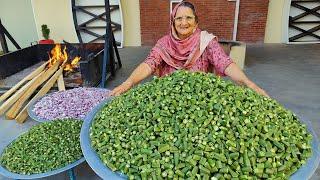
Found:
[174,6,198,40]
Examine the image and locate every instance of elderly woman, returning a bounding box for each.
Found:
[111,1,268,97]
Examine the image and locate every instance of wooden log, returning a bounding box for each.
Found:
[0,61,48,102]
[5,62,60,119]
[0,71,45,116]
[15,67,64,123]
[57,74,66,91]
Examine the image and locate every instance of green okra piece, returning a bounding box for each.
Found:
[188,159,197,166]
[181,166,191,174]
[224,173,232,179]
[239,175,249,179]
[158,144,170,153]
[195,149,205,155]
[265,161,272,168]
[265,151,273,158]
[141,148,152,154]
[231,161,241,172]
[229,167,239,178]
[152,160,160,168]
[141,171,147,180]
[211,166,219,173]
[170,146,179,152]
[257,151,265,157]
[265,168,275,174]
[226,140,237,148]
[176,163,185,169]
[229,152,239,159]
[185,155,192,162]
[219,167,229,173]
[174,153,179,166]
[242,166,252,173]
[175,169,184,177]
[191,166,199,176]
[212,153,227,162]
[278,164,287,172]
[193,154,201,161]
[262,173,269,178]
[203,174,210,180]
[199,157,207,165]
[164,163,173,169]
[244,151,251,167]
[106,161,117,171]
[273,141,285,151]
[250,156,256,167]
[199,165,210,174]
[214,173,224,179]
[216,160,223,169]
[257,157,267,163]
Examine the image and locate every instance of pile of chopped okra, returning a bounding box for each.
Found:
[91,70,312,179]
[0,119,83,175]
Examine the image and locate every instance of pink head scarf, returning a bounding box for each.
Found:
[152,1,215,74]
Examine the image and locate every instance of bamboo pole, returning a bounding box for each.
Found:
[15,67,64,123]
[0,61,48,102]
[5,62,60,119]
[0,71,45,116]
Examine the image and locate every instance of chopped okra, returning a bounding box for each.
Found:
[0,119,83,175]
[91,70,312,179]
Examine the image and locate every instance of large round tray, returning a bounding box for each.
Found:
[80,99,320,180]
[0,133,85,179]
[27,88,111,122]
[80,97,126,179]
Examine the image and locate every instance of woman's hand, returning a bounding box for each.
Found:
[245,81,270,98]
[110,63,153,96]
[110,81,134,96]
[225,63,270,98]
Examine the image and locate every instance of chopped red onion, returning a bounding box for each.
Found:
[32,87,111,121]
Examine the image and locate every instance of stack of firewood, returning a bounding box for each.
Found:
[0,44,80,123]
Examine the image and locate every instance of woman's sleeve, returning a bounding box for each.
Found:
[143,47,163,73]
[207,39,233,76]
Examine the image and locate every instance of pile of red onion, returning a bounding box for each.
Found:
[32,87,111,121]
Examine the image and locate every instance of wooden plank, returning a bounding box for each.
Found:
[0,71,45,116]
[0,61,48,102]
[15,67,64,123]
[5,62,60,119]
[57,74,66,91]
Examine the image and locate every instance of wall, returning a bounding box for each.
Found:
[264,0,290,43]
[121,0,141,46]
[139,0,269,45]
[32,0,79,43]
[0,0,38,51]
[237,0,269,43]
[32,0,141,46]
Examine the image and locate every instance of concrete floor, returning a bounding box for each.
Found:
[0,44,319,179]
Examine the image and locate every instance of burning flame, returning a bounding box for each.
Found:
[47,44,81,72]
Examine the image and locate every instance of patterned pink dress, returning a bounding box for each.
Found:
[144,39,233,77]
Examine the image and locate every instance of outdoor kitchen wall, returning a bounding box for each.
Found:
[31,0,141,46]
[139,0,269,45]
[264,0,290,43]
[32,0,79,43]
[0,0,38,51]
[121,0,142,46]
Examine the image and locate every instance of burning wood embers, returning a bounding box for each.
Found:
[0,44,81,123]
